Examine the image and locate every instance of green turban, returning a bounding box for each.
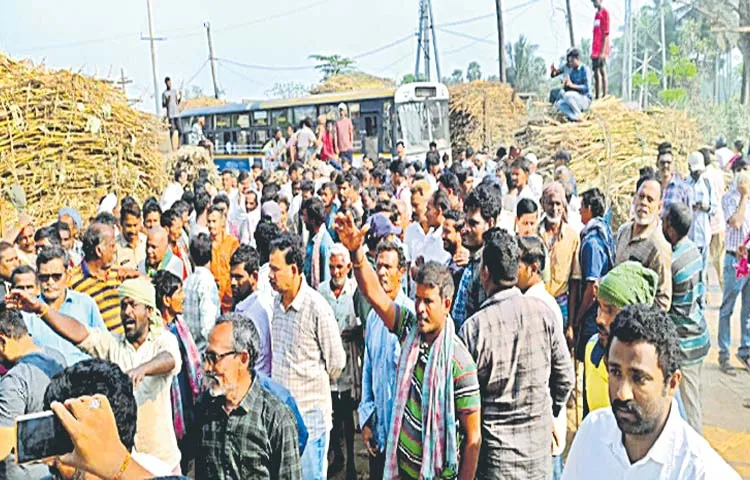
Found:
[598,261,659,308]
[118,278,164,337]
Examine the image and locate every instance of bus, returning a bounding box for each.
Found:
[177,82,450,171]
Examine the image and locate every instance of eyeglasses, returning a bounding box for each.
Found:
[38,273,65,283]
[202,350,239,366]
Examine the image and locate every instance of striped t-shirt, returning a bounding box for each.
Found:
[68,261,123,334]
[394,308,481,479]
[669,238,710,365]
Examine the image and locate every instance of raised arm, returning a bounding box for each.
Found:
[334,212,397,332]
[5,290,88,344]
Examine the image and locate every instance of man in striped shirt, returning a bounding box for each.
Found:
[663,203,710,434]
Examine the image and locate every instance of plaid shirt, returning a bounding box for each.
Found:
[661,175,693,217]
[182,266,220,352]
[459,287,574,480]
[272,281,346,437]
[191,379,302,479]
[722,188,750,252]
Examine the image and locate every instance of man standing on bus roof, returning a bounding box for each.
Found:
[336,103,354,165]
[591,0,610,99]
[162,77,182,150]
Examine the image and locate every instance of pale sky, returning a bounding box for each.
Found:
[1,0,639,113]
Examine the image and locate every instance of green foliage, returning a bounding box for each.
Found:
[442,69,464,85]
[308,54,356,80]
[466,62,482,82]
[633,71,661,88]
[660,88,687,104]
[401,73,425,85]
[504,35,546,93]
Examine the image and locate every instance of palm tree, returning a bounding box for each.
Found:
[504,35,546,93]
[308,54,356,80]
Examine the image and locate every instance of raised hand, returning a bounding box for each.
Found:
[334,211,369,253]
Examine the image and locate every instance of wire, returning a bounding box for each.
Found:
[183,59,210,87]
[218,61,262,85]
[351,33,415,60]
[437,28,495,46]
[216,57,316,72]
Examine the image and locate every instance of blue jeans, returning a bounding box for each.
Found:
[718,253,750,361]
[551,455,564,480]
[301,429,329,480]
[555,91,591,121]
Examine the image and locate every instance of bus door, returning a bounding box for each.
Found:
[360,100,381,160]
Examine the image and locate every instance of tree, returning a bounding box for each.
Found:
[401,73,425,85]
[308,54,356,80]
[504,35,546,93]
[466,61,482,82]
[265,82,310,99]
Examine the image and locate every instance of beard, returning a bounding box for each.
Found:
[611,398,660,435]
[546,214,562,225]
[330,276,347,288]
[634,211,657,226]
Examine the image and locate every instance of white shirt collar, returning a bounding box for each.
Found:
[608,399,681,467]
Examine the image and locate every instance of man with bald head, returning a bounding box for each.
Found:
[614,177,672,311]
[138,226,185,280]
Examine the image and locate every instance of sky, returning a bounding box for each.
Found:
[0,0,642,113]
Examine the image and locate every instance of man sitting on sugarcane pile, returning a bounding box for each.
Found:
[549,48,593,122]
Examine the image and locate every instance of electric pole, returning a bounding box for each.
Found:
[423,1,431,81]
[621,0,631,100]
[659,0,668,91]
[414,0,424,79]
[565,0,575,48]
[204,22,221,99]
[427,0,441,81]
[495,0,507,82]
[145,0,160,115]
[118,68,132,94]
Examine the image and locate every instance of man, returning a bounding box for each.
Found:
[161,209,191,279]
[718,170,750,375]
[442,209,470,293]
[318,244,359,479]
[230,245,272,376]
[162,76,181,149]
[615,178,673,311]
[438,172,464,211]
[525,153,544,200]
[13,277,183,472]
[138,226,185,280]
[160,167,188,211]
[0,242,20,299]
[515,235,567,479]
[336,104,354,164]
[425,151,442,191]
[715,135,735,170]
[539,182,581,330]
[269,233,346,479]
[34,225,62,252]
[395,140,406,162]
[336,172,364,225]
[183,233,220,352]
[357,240,412,479]
[13,217,36,267]
[188,116,213,157]
[452,183,502,331]
[573,188,615,357]
[554,48,592,122]
[68,223,127,333]
[459,228,574,479]
[0,305,66,480]
[318,182,340,237]
[58,207,84,263]
[20,247,105,366]
[142,197,162,231]
[301,197,334,290]
[54,220,81,267]
[658,143,693,216]
[187,314,302,479]
[516,198,540,236]
[591,0,610,98]
[291,118,317,162]
[702,147,726,288]
[264,128,287,170]
[238,190,261,246]
[220,170,239,203]
[563,304,740,479]
[390,160,412,218]
[662,203,710,434]
[686,151,716,291]
[335,214,482,480]
[208,205,240,314]
[509,156,539,208]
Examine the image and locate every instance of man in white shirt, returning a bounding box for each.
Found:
[701,147,726,288]
[563,304,739,480]
[715,136,735,170]
[686,152,716,288]
[526,153,544,199]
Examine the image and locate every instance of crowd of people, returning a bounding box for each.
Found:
[0,129,746,480]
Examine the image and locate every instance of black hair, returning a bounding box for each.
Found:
[496,146,507,159]
[319,181,338,196]
[371,167,387,185]
[153,270,182,313]
[607,304,680,386]
[431,189,451,213]
[636,170,658,192]
[52,221,71,237]
[300,180,316,194]
[510,157,531,173]
[732,157,749,173]
[343,171,361,190]
[664,203,692,239]
[93,212,117,227]
[11,265,36,286]
[553,150,572,164]
[34,225,62,246]
[396,140,405,148]
[173,166,184,183]
[517,235,546,271]
[415,261,455,300]
[389,159,406,177]
[464,183,502,223]
[43,359,138,451]
[189,233,212,267]
[207,205,225,217]
[657,141,673,158]
[269,232,305,273]
[230,244,260,275]
[301,197,326,227]
[120,196,141,224]
[735,139,745,152]
[160,209,181,229]
[698,147,712,167]
[261,183,280,204]
[194,192,211,216]
[172,200,191,218]
[581,187,606,218]
[452,165,469,185]
[444,209,465,227]
[142,197,162,222]
[254,222,282,265]
[0,304,28,339]
[376,239,407,270]
[438,172,461,193]
[482,228,519,286]
[36,245,69,270]
[212,193,231,209]
[81,223,112,262]
[164,76,170,83]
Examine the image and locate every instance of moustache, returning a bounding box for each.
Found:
[611,399,641,417]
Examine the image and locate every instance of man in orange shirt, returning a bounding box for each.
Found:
[207,205,239,314]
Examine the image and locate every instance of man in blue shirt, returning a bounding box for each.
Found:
[554,48,592,122]
[23,247,105,365]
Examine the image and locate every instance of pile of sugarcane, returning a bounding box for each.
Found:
[178,95,227,112]
[448,81,527,151]
[164,145,219,185]
[0,54,167,227]
[515,97,703,226]
[310,73,395,95]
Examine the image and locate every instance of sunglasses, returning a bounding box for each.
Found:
[201,350,239,366]
[38,273,65,283]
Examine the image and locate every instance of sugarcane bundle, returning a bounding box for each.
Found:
[515,97,702,227]
[163,145,219,186]
[448,81,527,151]
[0,54,167,227]
[178,95,227,112]
[310,73,396,95]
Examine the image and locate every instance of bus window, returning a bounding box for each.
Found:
[237,130,251,153]
[382,101,393,153]
[293,106,316,125]
[235,114,250,129]
[271,109,291,129]
[428,99,450,148]
[319,104,337,121]
[252,111,268,126]
[253,129,269,150]
[215,114,231,129]
[348,103,361,152]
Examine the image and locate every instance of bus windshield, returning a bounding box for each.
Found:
[396,98,450,153]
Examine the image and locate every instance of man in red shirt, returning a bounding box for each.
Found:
[591,0,610,99]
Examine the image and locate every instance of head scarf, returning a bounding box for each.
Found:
[598,261,658,308]
[58,207,83,230]
[117,278,164,337]
[541,181,568,223]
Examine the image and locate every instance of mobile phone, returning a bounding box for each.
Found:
[15,411,73,464]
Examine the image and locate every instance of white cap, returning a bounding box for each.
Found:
[525,153,539,165]
[337,103,347,111]
[687,151,706,173]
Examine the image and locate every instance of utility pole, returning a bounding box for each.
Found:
[423,1,431,81]
[621,0,631,100]
[495,0,507,82]
[118,68,133,94]
[145,0,160,115]
[204,22,221,99]
[414,0,424,79]
[659,0,667,91]
[565,0,575,48]
[639,48,649,108]
[427,0,441,81]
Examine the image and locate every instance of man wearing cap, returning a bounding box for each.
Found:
[686,151,716,290]
[21,276,183,473]
[554,48,592,122]
[526,153,544,199]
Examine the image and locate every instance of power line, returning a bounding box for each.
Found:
[184,59,209,87]
[217,57,315,72]
[351,33,415,60]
